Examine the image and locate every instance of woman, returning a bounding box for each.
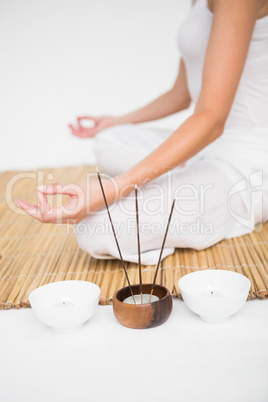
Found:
[17,0,268,265]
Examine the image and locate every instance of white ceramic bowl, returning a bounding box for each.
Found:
[29,281,100,333]
[179,270,250,323]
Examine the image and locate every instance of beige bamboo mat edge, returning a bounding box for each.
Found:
[0,166,268,309]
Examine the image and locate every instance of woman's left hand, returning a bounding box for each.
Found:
[16,182,91,224]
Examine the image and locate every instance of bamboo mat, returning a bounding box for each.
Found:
[0,166,268,309]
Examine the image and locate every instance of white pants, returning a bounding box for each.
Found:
[75,124,267,265]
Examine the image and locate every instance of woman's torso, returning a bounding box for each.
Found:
[178,0,268,171]
[178,0,268,131]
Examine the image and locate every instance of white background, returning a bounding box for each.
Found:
[0,0,191,171]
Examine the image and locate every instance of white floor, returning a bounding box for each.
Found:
[1,298,268,402]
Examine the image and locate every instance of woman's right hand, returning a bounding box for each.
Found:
[68,115,116,138]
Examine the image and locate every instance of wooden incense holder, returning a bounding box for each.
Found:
[113,283,173,329]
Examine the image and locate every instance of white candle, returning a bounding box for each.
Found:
[52,300,75,309]
[200,285,224,298]
[123,294,159,304]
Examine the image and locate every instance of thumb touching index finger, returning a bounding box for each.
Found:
[77,116,97,127]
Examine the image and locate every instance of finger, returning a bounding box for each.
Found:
[16,200,38,211]
[36,183,82,197]
[69,124,85,136]
[37,191,51,214]
[16,200,43,221]
[17,197,83,224]
[70,128,89,138]
[68,124,90,138]
[16,200,65,224]
[68,123,78,131]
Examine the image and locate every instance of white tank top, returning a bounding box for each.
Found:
[178,0,268,129]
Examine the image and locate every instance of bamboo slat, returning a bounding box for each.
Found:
[0,166,267,308]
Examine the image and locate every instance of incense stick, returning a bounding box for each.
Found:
[96,168,136,304]
[149,198,176,302]
[135,184,143,304]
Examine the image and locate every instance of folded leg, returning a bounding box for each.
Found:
[93,124,172,176]
[75,159,255,265]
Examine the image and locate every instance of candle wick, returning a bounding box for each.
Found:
[208,285,214,295]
